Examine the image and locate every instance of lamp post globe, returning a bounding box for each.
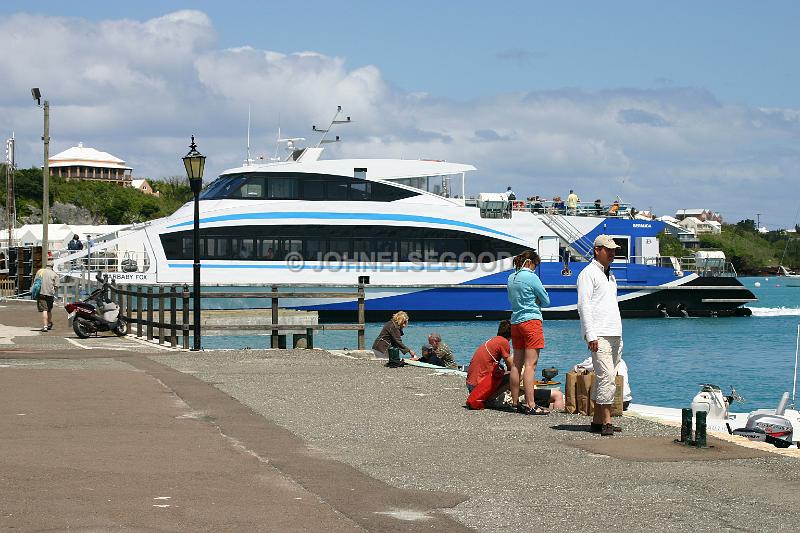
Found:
[183,136,205,351]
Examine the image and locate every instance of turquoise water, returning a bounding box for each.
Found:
[201,277,800,408]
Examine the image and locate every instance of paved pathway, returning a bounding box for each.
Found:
[0,300,470,531]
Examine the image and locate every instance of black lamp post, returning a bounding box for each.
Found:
[182,136,205,351]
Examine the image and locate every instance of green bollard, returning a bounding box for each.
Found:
[695,411,707,448]
[680,408,693,443]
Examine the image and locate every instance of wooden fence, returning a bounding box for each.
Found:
[98,282,367,350]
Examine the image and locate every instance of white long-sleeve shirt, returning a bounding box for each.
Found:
[577,259,622,342]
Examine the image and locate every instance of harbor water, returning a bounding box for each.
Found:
[202,277,800,409]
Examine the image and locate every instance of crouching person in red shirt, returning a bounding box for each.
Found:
[466,320,514,409]
[466,319,566,411]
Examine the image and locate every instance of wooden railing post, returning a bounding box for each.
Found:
[158,286,165,345]
[357,281,366,350]
[271,284,279,349]
[136,286,143,337]
[170,285,177,348]
[146,286,154,341]
[182,284,190,349]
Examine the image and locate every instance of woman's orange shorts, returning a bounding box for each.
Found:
[511,319,545,350]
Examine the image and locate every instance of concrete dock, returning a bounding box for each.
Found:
[2,299,800,532]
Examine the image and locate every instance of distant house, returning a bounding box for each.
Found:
[658,215,700,248]
[679,217,721,235]
[130,179,160,196]
[674,208,723,223]
[49,142,132,185]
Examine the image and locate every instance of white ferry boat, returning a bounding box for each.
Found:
[53,113,756,321]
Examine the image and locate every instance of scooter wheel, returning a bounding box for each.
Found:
[73,319,92,339]
[113,318,128,337]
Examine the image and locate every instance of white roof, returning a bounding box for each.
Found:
[131,179,148,188]
[675,208,707,216]
[49,142,132,170]
[222,157,476,181]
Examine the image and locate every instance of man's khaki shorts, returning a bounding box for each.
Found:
[36,295,54,312]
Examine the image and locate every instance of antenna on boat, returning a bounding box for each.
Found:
[313,105,352,147]
[245,104,252,165]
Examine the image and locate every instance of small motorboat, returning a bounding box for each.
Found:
[630,325,800,449]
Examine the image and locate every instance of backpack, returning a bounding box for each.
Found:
[30,275,42,299]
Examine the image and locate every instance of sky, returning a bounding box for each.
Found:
[0,0,798,228]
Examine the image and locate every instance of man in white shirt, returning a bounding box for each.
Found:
[577,235,623,436]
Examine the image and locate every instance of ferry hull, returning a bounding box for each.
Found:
[307,276,756,322]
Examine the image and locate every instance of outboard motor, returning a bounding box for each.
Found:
[732,392,795,448]
[691,384,730,420]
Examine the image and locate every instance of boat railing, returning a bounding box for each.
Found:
[55,249,151,275]
[498,199,634,217]
[677,256,737,277]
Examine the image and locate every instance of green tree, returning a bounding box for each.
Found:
[658,231,690,257]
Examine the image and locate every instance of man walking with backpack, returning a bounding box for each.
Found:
[34,259,59,332]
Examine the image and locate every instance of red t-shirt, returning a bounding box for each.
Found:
[466,336,512,387]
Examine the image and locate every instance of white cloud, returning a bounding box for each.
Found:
[0,10,798,225]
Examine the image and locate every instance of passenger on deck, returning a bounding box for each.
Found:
[506,186,516,201]
[67,234,83,251]
[552,196,565,214]
[372,311,416,359]
[594,199,603,214]
[607,201,620,216]
[566,190,580,215]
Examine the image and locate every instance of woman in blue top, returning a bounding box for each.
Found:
[507,250,550,415]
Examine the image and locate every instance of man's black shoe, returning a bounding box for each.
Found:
[590,422,621,433]
[601,424,615,436]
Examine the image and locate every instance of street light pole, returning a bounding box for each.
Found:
[182,136,205,351]
[31,88,49,260]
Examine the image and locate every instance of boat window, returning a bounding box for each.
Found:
[232,238,256,259]
[327,180,349,201]
[203,237,229,258]
[328,238,351,257]
[161,224,527,263]
[350,182,370,201]
[399,239,424,261]
[353,239,374,255]
[303,180,326,200]
[232,177,266,199]
[200,175,247,200]
[612,237,629,260]
[304,239,325,261]
[259,240,277,260]
[200,172,419,202]
[268,177,299,199]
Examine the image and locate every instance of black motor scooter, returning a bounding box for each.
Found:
[64,273,127,338]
